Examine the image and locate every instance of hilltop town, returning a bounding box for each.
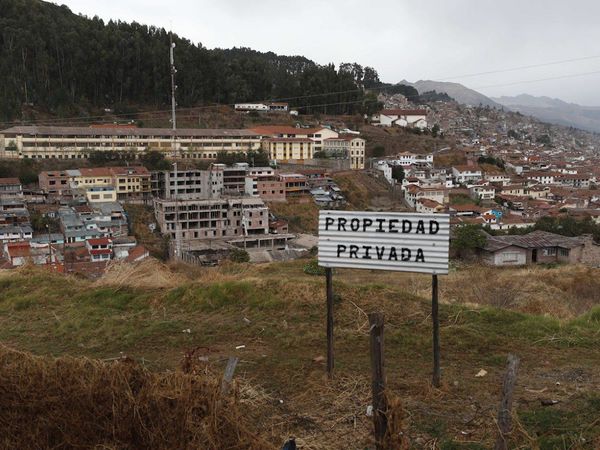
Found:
[1,92,600,273]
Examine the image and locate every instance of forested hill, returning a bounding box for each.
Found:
[0,0,382,121]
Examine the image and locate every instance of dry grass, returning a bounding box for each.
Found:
[0,344,276,450]
[333,171,405,211]
[1,261,599,448]
[268,200,320,234]
[444,264,600,319]
[96,258,188,290]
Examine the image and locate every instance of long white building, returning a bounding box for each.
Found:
[0,126,262,160]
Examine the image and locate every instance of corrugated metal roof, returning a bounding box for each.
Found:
[318,210,450,274]
[483,230,583,252]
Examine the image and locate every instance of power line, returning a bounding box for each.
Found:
[438,54,600,81]
[0,88,371,127]
[4,53,600,128]
[473,69,600,89]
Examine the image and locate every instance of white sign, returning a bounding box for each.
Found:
[318,210,450,274]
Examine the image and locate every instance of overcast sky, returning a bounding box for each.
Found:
[58,0,600,105]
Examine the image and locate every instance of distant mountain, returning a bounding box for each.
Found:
[491,94,600,133]
[399,80,502,108]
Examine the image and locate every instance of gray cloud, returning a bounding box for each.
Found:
[58,0,600,105]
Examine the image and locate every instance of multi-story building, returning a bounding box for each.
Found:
[73,168,113,188]
[220,164,248,195]
[0,178,23,198]
[452,165,483,184]
[85,186,117,203]
[0,126,261,160]
[106,166,151,200]
[322,136,366,169]
[278,173,310,197]
[386,152,434,167]
[151,167,223,200]
[404,185,446,209]
[251,125,338,153]
[255,178,286,202]
[153,197,269,241]
[39,166,150,200]
[262,138,314,162]
[38,170,78,196]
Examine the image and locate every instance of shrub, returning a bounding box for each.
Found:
[229,248,250,263]
[303,259,325,276]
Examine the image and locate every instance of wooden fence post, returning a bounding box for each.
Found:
[432,274,441,387]
[369,312,387,449]
[494,354,520,450]
[326,267,334,378]
[220,356,239,396]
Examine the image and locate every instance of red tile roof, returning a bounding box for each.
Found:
[90,248,112,255]
[109,166,150,176]
[125,245,149,262]
[0,178,21,185]
[250,125,326,135]
[78,168,112,177]
[263,138,313,143]
[87,237,112,246]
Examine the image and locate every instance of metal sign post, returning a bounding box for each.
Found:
[325,267,334,378]
[317,210,450,381]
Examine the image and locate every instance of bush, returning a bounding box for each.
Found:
[303,259,325,276]
[229,248,250,263]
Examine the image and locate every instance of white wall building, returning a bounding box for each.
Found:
[373,109,428,129]
[0,126,262,160]
[374,161,393,184]
[387,152,433,167]
[452,166,482,184]
[234,103,269,112]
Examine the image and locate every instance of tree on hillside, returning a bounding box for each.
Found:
[372,145,385,158]
[451,224,487,258]
[431,124,440,138]
[536,134,551,145]
[140,151,171,171]
[0,0,380,120]
[391,166,405,183]
[246,150,270,167]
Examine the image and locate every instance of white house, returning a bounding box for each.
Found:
[415,198,445,214]
[234,103,269,112]
[373,109,428,129]
[387,152,433,167]
[484,173,511,185]
[374,161,393,184]
[525,172,557,185]
[469,184,496,201]
[452,165,482,184]
[404,185,446,209]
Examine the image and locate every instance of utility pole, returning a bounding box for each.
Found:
[169,33,177,156]
[172,161,181,259]
[46,224,52,265]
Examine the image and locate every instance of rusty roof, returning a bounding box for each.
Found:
[483,230,583,252]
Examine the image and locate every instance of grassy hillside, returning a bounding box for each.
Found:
[0,261,599,449]
[360,125,454,156]
[333,171,406,211]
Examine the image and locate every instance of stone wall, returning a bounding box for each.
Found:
[578,235,600,266]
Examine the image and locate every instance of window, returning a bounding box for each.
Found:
[543,248,557,256]
[502,252,520,262]
[559,248,569,257]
